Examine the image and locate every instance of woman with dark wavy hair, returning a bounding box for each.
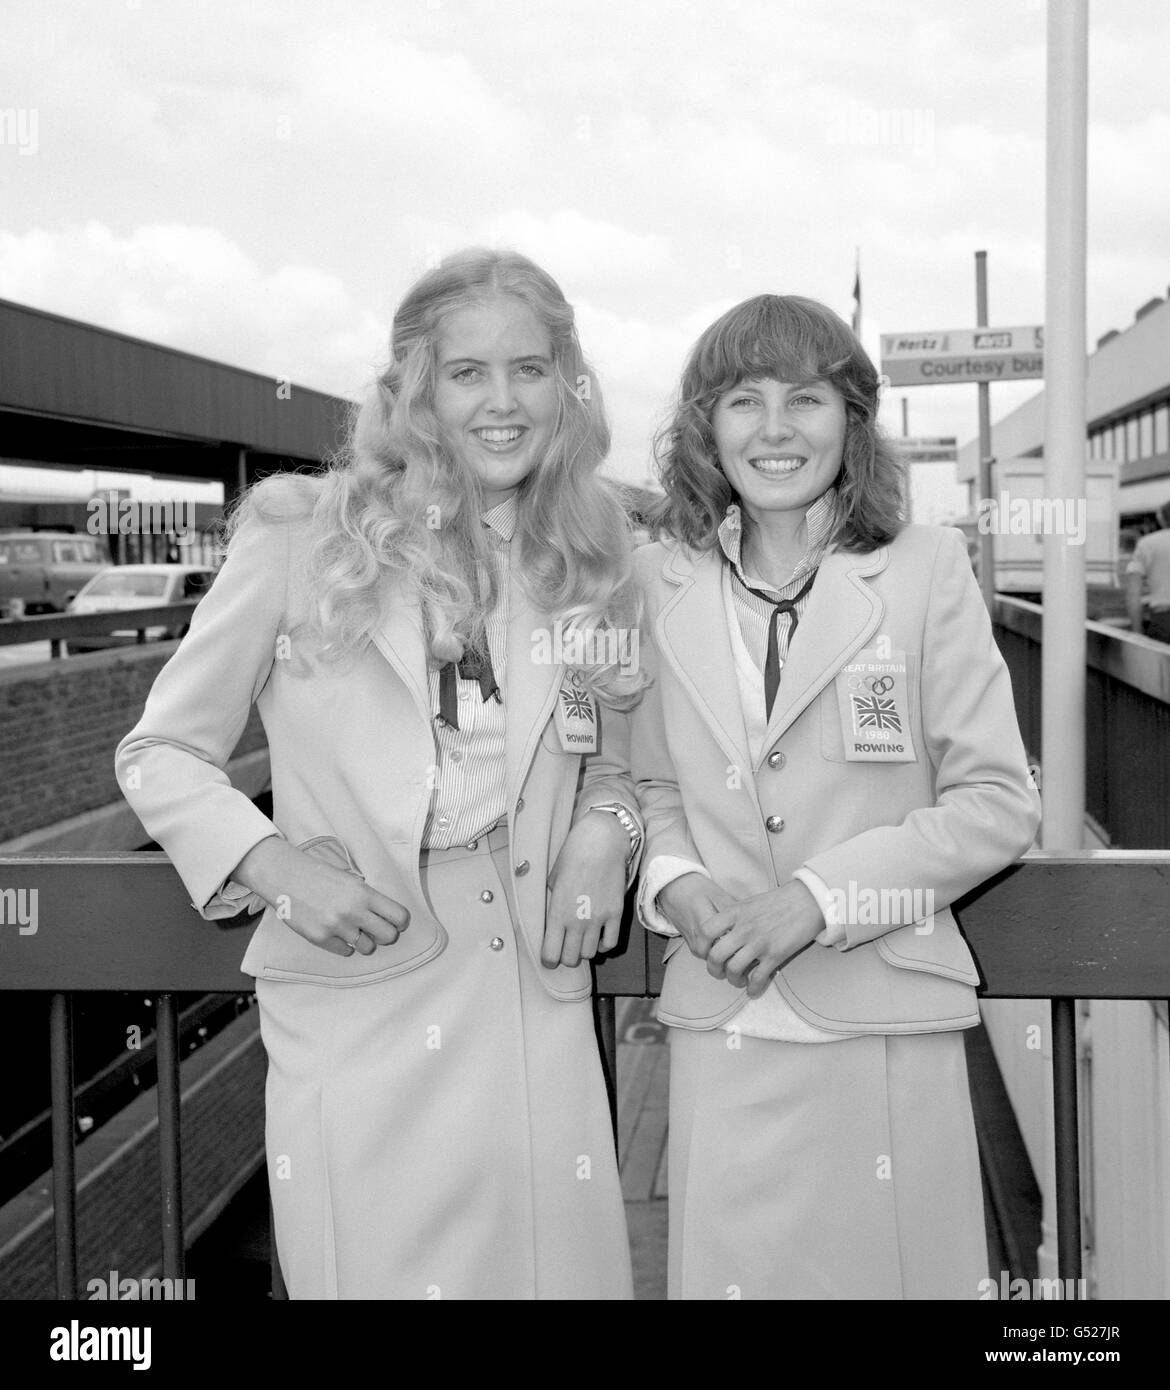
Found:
[117,248,646,1299]
[633,293,1039,1299]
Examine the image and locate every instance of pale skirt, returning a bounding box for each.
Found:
[255,824,633,1300]
[667,1026,987,1300]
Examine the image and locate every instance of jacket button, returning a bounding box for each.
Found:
[465,839,478,850]
[514,860,530,876]
[489,936,505,951]
[765,815,785,833]
[516,797,525,811]
[767,750,786,769]
[480,889,494,903]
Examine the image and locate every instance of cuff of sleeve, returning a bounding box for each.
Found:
[638,855,709,936]
[792,866,846,947]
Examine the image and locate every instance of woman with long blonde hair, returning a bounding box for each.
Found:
[117,248,646,1299]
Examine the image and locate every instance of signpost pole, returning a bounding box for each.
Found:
[1037,0,1089,1293]
[976,250,995,610]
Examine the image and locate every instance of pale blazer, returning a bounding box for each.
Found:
[632,523,1042,1033]
[114,507,636,1001]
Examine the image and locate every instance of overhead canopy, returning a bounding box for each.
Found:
[0,298,356,494]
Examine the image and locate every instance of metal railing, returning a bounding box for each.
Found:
[995,597,1170,847]
[2,849,1169,1299]
[0,601,201,658]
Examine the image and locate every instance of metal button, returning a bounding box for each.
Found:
[437,814,450,827]
[767,750,786,770]
[516,797,525,811]
[514,860,530,876]
[489,936,505,951]
[465,839,478,850]
[480,890,494,903]
[765,815,785,833]
[450,750,463,763]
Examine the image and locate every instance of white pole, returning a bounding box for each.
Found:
[1037,0,1089,1284]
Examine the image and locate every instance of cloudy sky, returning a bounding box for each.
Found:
[2,0,1166,520]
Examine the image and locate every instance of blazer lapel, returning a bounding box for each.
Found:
[758,546,889,761]
[656,547,754,777]
[368,575,432,731]
[504,560,562,806]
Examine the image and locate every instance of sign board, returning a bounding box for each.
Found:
[897,436,958,463]
[881,325,1044,386]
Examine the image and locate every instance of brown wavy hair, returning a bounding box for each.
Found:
[650,294,906,552]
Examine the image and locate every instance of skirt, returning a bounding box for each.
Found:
[255,822,633,1300]
[666,1026,987,1300]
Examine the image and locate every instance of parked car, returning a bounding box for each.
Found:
[65,564,217,652]
[0,530,108,616]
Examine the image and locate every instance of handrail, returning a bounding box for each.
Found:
[0,600,200,650]
[2,848,1169,1300]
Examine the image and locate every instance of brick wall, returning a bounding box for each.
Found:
[0,644,267,843]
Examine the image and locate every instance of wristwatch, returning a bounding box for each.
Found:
[588,802,643,868]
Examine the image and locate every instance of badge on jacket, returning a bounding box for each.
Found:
[833,647,917,762]
[553,670,599,753]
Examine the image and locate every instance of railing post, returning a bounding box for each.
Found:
[49,992,78,1300]
[155,992,185,1280]
[1051,997,1083,1294]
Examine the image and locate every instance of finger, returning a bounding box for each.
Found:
[541,914,567,969]
[576,920,603,963]
[365,888,411,935]
[559,920,590,968]
[724,949,762,990]
[704,926,740,970]
[318,934,357,958]
[745,961,780,999]
[599,915,622,954]
[350,928,377,957]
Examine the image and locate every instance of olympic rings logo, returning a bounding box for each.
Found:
[846,674,896,694]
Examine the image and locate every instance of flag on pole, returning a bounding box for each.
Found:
[851,249,861,336]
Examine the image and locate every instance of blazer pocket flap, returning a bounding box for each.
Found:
[874,912,980,984]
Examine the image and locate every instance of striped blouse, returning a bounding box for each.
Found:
[422,495,516,851]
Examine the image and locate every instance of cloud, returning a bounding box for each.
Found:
[0,222,385,398]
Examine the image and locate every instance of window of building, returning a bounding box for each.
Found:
[1114,422,1126,461]
[1155,403,1169,455]
[1139,410,1154,458]
[1126,416,1140,460]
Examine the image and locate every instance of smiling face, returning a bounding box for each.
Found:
[710,377,847,528]
[432,296,559,500]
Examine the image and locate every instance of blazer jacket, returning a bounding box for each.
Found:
[114,506,637,1001]
[632,522,1041,1033]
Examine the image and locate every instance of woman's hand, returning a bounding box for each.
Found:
[701,880,825,998]
[655,873,737,957]
[229,836,410,957]
[542,811,629,968]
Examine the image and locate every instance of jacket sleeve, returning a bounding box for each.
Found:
[114,516,294,919]
[803,526,1042,948]
[572,692,646,884]
[627,560,710,887]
